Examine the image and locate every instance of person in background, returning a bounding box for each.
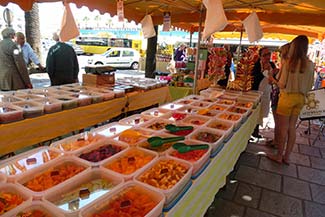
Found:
[267,43,290,148]
[0,27,32,90]
[46,33,79,86]
[15,32,44,70]
[267,35,314,165]
[218,44,233,87]
[251,47,277,140]
[174,43,187,61]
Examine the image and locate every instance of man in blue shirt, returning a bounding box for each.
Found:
[15,32,44,70]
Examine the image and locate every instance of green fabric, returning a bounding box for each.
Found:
[169,86,193,101]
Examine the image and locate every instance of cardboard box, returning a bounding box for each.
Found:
[83,73,115,86]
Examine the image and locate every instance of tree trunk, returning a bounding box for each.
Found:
[145,25,158,78]
[24,3,42,64]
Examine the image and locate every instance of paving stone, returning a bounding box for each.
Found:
[297,166,325,185]
[304,201,325,217]
[283,176,311,200]
[296,135,310,145]
[206,198,245,217]
[299,144,321,157]
[292,144,299,153]
[310,157,325,170]
[320,148,325,158]
[238,152,260,168]
[217,180,239,201]
[245,208,278,217]
[260,189,303,217]
[246,143,275,155]
[310,184,325,204]
[235,165,281,192]
[290,152,311,167]
[234,183,261,208]
[259,157,297,178]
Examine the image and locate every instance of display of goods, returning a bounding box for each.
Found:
[57,134,104,152]
[227,107,248,114]
[170,112,187,121]
[217,99,235,105]
[0,191,24,215]
[194,132,221,143]
[139,159,188,190]
[89,186,158,217]
[207,122,231,131]
[69,93,92,106]
[209,104,227,111]
[143,110,167,118]
[23,163,85,192]
[138,140,173,153]
[191,102,210,108]
[14,101,43,118]
[0,149,61,176]
[160,103,183,110]
[16,210,49,217]
[228,46,259,91]
[197,109,217,117]
[118,129,151,145]
[53,179,115,211]
[176,99,193,105]
[79,144,122,163]
[170,149,207,162]
[235,101,253,109]
[120,117,149,126]
[105,149,154,175]
[201,98,215,103]
[168,129,193,136]
[36,98,62,114]
[218,113,241,121]
[146,122,168,131]
[0,105,23,123]
[207,47,227,82]
[183,117,206,126]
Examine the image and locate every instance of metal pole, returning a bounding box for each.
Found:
[193,4,204,94]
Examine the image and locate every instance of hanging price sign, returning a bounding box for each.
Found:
[162,12,171,31]
[117,0,124,22]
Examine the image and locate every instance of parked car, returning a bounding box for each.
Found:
[66,42,85,55]
[87,47,140,70]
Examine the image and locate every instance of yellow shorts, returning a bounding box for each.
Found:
[276,92,305,116]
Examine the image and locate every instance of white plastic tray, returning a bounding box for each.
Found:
[180,114,209,126]
[11,201,64,217]
[0,102,24,123]
[188,127,225,153]
[216,111,243,130]
[205,118,234,139]
[139,118,174,132]
[13,100,44,118]
[114,127,153,146]
[92,122,132,138]
[140,107,171,119]
[118,114,152,126]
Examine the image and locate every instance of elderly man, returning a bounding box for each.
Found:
[15,32,44,70]
[46,33,79,86]
[0,28,32,90]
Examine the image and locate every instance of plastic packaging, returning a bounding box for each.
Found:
[114,127,153,146]
[0,183,32,217]
[135,156,192,205]
[0,102,24,123]
[11,201,64,217]
[189,127,225,153]
[118,114,152,126]
[141,107,171,119]
[217,111,243,130]
[43,168,124,217]
[79,181,165,217]
[92,122,132,138]
[208,103,229,112]
[159,103,184,111]
[226,106,251,119]
[0,93,21,103]
[16,156,91,199]
[190,101,212,108]
[166,140,211,176]
[75,138,129,166]
[176,105,201,114]
[205,118,234,140]
[67,93,93,107]
[34,97,62,114]
[180,114,209,126]
[174,98,195,105]
[51,95,79,110]
[102,147,158,181]
[140,118,174,132]
[13,100,44,118]
[0,147,63,182]
[50,131,107,155]
[215,98,236,106]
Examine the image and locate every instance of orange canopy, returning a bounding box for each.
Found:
[1,0,325,39]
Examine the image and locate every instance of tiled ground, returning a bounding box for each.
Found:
[205,119,325,217]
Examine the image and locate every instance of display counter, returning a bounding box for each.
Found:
[0,86,171,155]
[166,104,260,216]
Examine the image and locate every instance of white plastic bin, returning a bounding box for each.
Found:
[79,181,165,217]
[13,100,44,118]
[217,111,243,130]
[0,102,24,123]
[92,122,132,138]
[174,98,195,105]
[180,114,209,126]
[226,106,251,119]
[11,201,64,217]
[0,183,32,217]
[189,127,225,153]
[16,156,91,199]
[139,118,174,132]
[114,127,153,146]
[205,118,234,139]
[190,101,212,108]
[141,107,171,119]
[43,168,124,217]
[118,114,152,126]
[51,95,79,110]
[0,147,63,182]
[159,103,184,111]
[208,103,229,112]
[135,156,192,205]
[102,147,158,181]
[34,97,62,114]
[216,98,236,106]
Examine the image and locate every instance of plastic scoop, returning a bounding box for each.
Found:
[165,124,193,133]
[172,142,209,153]
[147,136,185,147]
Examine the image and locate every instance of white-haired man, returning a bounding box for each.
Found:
[0,27,32,90]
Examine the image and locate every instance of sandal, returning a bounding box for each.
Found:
[266,154,282,164]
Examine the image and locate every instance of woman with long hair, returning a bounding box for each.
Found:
[267,35,314,164]
[267,43,290,148]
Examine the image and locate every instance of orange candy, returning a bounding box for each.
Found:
[0,192,24,215]
[60,134,105,151]
[106,150,154,175]
[24,163,85,192]
[171,149,207,162]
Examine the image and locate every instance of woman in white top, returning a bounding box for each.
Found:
[267,35,314,165]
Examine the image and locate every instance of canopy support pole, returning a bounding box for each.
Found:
[193,4,204,95]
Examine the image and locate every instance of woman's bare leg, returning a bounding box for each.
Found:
[272,109,280,145]
[283,115,299,163]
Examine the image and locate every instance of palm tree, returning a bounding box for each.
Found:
[94,15,101,29]
[83,16,90,28]
[24,2,42,62]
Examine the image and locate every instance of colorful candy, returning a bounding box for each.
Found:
[79,144,122,162]
[0,192,24,215]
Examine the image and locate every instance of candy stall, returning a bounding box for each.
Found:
[0,87,261,217]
